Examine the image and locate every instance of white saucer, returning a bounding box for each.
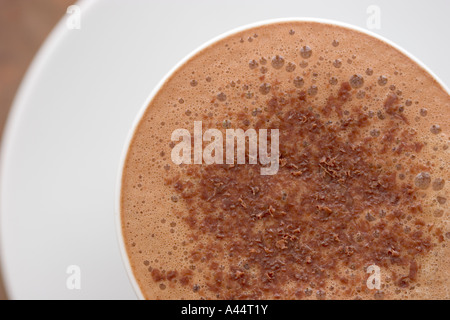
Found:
[1,0,448,299]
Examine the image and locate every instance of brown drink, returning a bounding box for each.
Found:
[120,21,450,299]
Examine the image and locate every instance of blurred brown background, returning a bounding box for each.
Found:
[0,0,75,300]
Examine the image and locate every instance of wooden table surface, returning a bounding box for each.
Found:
[0,0,75,300]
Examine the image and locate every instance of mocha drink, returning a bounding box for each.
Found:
[120,21,450,300]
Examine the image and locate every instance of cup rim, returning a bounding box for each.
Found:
[114,17,450,300]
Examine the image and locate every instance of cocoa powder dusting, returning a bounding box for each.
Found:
[165,82,435,299]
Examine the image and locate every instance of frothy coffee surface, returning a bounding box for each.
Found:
[121,21,450,299]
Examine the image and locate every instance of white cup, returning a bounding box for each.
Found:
[115,17,449,299]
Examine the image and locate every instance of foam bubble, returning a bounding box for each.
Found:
[217,92,227,102]
[286,62,296,72]
[308,85,318,96]
[415,172,431,189]
[249,60,259,70]
[430,125,442,135]
[349,74,364,89]
[432,178,445,191]
[420,109,428,117]
[271,55,285,69]
[293,77,304,88]
[378,76,388,86]
[259,83,271,95]
[437,196,447,204]
[333,59,342,68]
[300,61,308,68]
[300,46,312,59]
[329,77,338,85]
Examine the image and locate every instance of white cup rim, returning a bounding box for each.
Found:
[114,17,450,300]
